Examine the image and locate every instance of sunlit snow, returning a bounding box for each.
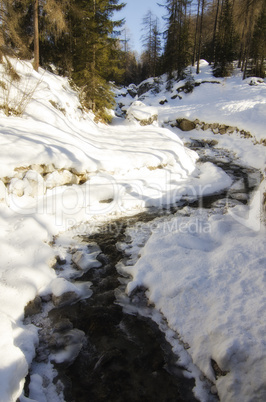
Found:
[0,58,265,402]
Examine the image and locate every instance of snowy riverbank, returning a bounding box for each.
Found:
[0,58,265,401]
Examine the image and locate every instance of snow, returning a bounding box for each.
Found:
[0,57,265,401]
[121,207,266,402]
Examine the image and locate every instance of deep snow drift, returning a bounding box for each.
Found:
[0,58,265,402]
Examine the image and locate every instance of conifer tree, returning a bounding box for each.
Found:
[196,0,206,74]
[250,2,266,78]
[69,0,125,114]
[141,11,162,78]
[164,0,192,79]
[213,0,237,76]
[0,0,31,59]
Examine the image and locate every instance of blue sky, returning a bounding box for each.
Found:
[116,0,166,55]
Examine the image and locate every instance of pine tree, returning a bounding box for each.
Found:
[69,0,125,115]
[141,11,162,78]
[164,0,192,79]
[211,0,221,64]
[0,0,31,60]
[213,0,237,76]
[196,0,206,74]
[250,2,266,78]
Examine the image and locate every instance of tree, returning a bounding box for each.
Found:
[33,0,69,70]
[141,10,162,78]
[0,0,31,60]
[69,0,125,114]
[234,0,265,78]
[192,0,201,66]
[211,0,220,64]
[164,0,192,79]
[33,0,39,70]
[250,2,266,78]
[213,0,237,76]
[196,0,206,74]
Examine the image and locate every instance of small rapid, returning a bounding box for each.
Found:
[23,143,261,402]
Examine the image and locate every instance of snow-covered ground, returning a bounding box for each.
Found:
[0,58,265,401]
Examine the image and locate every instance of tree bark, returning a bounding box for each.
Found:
[212,0,220,64]
[33,0,39,71]
[92,0,96,111]
[192,0,201,66]
[197,0,205,74]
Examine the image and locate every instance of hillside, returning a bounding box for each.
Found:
[0,58,265,402]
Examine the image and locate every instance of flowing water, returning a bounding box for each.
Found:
[23,142,261,402]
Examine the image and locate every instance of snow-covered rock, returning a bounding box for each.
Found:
[45,170,79,189]
[127,100,158,125]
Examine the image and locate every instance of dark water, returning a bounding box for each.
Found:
[46,215,199,402]
[23,143,261,402]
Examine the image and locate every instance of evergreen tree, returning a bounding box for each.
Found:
[0,0,31,59]
[250,2,266,78]
[69,0,125,115]
[141,11,162,78]
[211,0,221,64]
[118,26,141,85]
[196,0,206,74]
[164,0,192,79]
[35,0,69,70]
[213,0,237,76]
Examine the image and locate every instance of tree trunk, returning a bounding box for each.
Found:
[192,0,201,66]
[33,0,39,71]
[91,0,96,112]
[212,0,220,64]
[197,0,205,74]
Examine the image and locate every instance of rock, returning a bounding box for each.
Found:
[171,94,182,100]
[52,291,79,307]
[137,79,155,96]
[218,124,226,134]
[43,164,55,174]
[14,166,29,179]
[211,386,218,395]
[159,97,168,105]
[45,170,79,189]
[30,164,44,174]
[53,318,73,332]
[9,178,25,197]
[202,124,210,131]
[127,84,138,98]
[24,296,42,317]
[50,328,85,366]
[72,248,102,271]
[226,126,236,134]
[24,169,46,197]
[140,115,158,126]
[127,101,158,125]
[176,118,196,131]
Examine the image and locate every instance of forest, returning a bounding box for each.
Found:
[0,0,265,118]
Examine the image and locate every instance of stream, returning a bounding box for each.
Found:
[22,141,261,402]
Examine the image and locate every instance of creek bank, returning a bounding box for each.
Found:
[22,143,262,401]
[24,212,202,402]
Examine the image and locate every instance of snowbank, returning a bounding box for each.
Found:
[117,60,266,143]
[0,58,265,401]
[121,207,266,402]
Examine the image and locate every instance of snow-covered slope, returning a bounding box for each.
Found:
[0,58,265,401]
[116,60,266,144]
